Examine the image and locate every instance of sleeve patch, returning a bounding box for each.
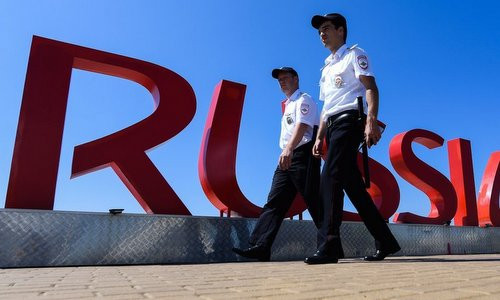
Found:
[357,55,369,70]
[300,103,310,115]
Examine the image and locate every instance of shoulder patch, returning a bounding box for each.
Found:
[357,55,369,70]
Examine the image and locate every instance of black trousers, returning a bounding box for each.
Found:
[318,113,399,256]
[249,141,323,249]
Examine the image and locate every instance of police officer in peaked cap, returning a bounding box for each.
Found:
[304,13,401,264]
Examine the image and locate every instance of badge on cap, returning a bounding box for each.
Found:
[357,55,369,70]
[300,103,310,115]
[334,75,344,88]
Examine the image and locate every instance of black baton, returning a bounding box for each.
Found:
[357,96,370,188]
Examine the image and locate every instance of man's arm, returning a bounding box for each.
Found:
[279,123,309,170]
[359,75,380,147]
[312,111,327,158]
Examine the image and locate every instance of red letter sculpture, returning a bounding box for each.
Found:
[390,129,457,224]
[447,138,479,226]
[198,80,306,217]
[342,155,400,221]
[477,152,500,227]
[6,36,195,215]
[319,123,400,222]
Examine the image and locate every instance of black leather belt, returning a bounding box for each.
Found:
[326,109,359,128]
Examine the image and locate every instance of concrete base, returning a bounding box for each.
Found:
[1,209,499,268]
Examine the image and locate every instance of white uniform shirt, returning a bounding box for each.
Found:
[319,44,374,121]
[280,89,319,150]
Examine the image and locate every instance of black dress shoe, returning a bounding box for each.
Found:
[232,245,271,262]
[364,246,401,261]
[304,251,338,264]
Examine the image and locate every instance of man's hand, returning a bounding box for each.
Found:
[280,123,309,170]
[359,75,380,148]
[312,138,323,158]
[279,147,293,170]
[364,116,381,147]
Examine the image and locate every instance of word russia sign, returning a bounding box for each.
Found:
[5,36,500,227]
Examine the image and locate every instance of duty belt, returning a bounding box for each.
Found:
[326,109,359,128]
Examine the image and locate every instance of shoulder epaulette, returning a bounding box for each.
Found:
[299,92,309,100]
[348,44,359,51]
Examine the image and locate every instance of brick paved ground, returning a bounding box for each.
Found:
[0,254,499,299]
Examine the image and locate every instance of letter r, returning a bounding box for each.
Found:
[6,36,195,215]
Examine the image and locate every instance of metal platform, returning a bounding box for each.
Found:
[1,209,499,268]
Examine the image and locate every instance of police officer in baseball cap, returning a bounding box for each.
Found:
[232,67,324,261]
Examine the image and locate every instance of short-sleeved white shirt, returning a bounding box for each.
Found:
[319,44,374,121]
[280,89,319,150]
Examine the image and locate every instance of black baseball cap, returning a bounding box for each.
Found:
[311,13,346,29]
[271,67,298,79]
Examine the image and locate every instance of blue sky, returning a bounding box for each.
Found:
[0,0,498,222]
